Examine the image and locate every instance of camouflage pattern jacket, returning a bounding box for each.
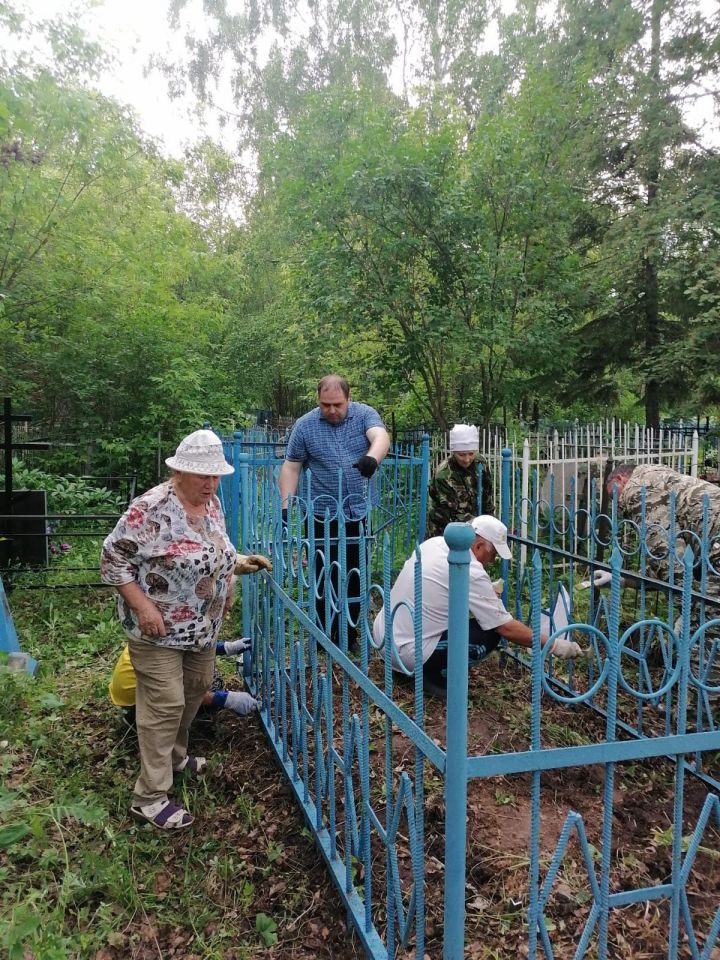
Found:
[618,464,720,595]
[427,456,494,539]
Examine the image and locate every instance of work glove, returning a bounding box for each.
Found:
[224,691,260,716]
[578,570,612,590]
[353,455,378,479]
[235,553,273,575]
[550,637,583,659]
[492,578,504,596]
[222,636,252,655]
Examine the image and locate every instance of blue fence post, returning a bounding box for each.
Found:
[231,432,242,549]
[238,450,252,645]
[419,433,430,543]
[669,548,693,957]
[527,550,544,958]
[597,546,623,958]
[443,521,475,960]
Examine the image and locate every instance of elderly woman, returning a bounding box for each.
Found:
[101,429,270,830]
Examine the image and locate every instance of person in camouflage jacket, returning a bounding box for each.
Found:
[608,463,720,591]
[427,424,494,539]
[607,462,720,692]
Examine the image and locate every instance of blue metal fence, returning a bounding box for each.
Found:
[505,449,720,793]
[220,435,719,959]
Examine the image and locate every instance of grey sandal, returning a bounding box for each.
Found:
[130,800,194,830]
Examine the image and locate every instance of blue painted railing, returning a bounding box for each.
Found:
[504,448,720,792]
[216,434,719,959]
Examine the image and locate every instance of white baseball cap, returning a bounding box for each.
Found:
[470,515,512,560]
[449,424,479,452]
[165,429,234,476]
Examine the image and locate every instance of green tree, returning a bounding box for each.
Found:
[165,0,398,151]
[553,0,719,425]
[0,6,250,482]
[260,80,592,426]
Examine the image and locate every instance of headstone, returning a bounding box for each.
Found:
[0,490,48,568]
[540,459,602,511]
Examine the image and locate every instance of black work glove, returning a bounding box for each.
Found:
[281,508,288,525]
[353,455,378,479]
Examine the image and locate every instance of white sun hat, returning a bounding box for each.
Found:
[165,429,234,476]
[449,424,479,452]
[470,515,512,560]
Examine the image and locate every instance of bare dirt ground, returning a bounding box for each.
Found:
[370,655,720,959]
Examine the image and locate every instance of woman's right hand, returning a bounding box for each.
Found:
[136,600,167,638]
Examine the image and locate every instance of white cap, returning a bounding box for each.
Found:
[165,429,234,476]
[449,424,479,452]
[470,515,512,560]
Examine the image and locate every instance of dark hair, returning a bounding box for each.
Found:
[317,374,350,398]
[606,463,635,493]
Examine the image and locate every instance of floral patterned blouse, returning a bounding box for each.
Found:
[100,480,237,649]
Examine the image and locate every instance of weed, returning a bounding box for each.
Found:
[255,911,278,946]
[542,719,592,748]
[494,789,516,806]
[0,588,252,959]
[234,788,263,829]
[266,839,284,863]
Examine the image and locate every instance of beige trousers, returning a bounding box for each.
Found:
[128,638,216,807]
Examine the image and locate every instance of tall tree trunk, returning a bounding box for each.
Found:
[643,253,660,429]
[643,0,662,431]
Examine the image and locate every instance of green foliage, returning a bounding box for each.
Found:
[0,821,31,849]
[255,911,278,946]
[547,0,720,424]
[8,460,124,514]
[0,580,348,960]
[0,589,225,958]
[163,0,719,427]
[248,78,595,425]
[2,0,719,465]
[0,14,259,484]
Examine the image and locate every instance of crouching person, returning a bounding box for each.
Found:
[109,636,261,730]
[372,516,582,700]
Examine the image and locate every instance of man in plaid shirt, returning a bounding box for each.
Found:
[279,375,390,650]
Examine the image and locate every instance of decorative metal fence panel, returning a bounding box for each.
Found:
[220,433,434,957]
[223,436,719,959]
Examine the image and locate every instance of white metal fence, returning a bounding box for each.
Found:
[428,421,709,570]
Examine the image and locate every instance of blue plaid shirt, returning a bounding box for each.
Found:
[285,402,385,519]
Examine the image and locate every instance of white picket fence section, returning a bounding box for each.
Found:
[430,421,703,570]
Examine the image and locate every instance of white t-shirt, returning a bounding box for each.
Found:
[372,536,512,671]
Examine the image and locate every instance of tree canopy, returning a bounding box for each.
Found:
[1,0,718,482]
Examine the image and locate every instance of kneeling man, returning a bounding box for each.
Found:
[372,516,582,699]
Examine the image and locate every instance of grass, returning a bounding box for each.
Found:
[5,534,109,591]
[0,591,198,959]
[0,587,360,960]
